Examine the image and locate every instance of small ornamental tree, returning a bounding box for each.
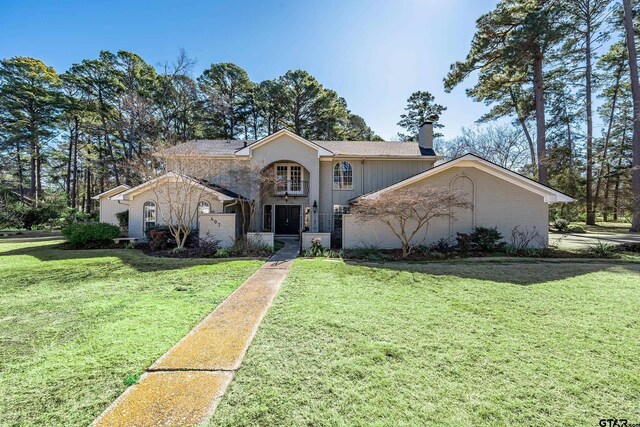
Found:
[351,187,472,257]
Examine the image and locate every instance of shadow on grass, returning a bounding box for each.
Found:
[0,241,256,273]
[345,259,640,286]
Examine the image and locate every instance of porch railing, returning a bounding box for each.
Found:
[271,180,309,197]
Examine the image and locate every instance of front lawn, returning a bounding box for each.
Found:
[213,258,640,426]
[0,238,261,426]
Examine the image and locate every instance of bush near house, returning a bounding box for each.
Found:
[144,225,199,248]
[115,210,128,233]
[553,218,571,232]
[345,225,640,261]
[61,223,121,248]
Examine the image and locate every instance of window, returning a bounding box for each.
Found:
[274,163,306,195]
[143,201,156,231]
[290,165,302,192]
[333,205,350,231]
[333,161,353,190]
[263,205,272,232]
[198,201,211,214]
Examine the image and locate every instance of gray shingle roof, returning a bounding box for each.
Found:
[157,139,437,158]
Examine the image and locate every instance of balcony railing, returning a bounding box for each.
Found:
[271,180,309,197]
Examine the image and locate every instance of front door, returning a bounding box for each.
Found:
[274,205,301,235]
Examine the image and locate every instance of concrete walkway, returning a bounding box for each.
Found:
[92,239,299,427]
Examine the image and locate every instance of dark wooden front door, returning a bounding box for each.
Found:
[274,205,301,235]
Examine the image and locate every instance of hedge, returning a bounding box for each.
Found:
[61,222,121,248]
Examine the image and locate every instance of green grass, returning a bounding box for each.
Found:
[569,221,635,234]
[212,258,640,426]
[0,238,262,427]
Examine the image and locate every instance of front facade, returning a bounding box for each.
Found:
[96,123,573,249]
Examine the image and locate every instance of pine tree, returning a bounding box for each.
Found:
[397,91,446,140]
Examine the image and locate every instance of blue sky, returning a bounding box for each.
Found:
[0,0,500,140]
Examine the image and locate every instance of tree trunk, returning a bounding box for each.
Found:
[585,13,595,225]
[66,127,73,198]
[98,90,120,186]
[623,0,640,231]
[603,166,611,222]
[71,117,79,209]
[14,140,25,203]
[29,123,38,206]
[533,49,548,185]
[595,59,624,220]
[85,167,92,213]
[510,88,537,175]
[35,140,42,206]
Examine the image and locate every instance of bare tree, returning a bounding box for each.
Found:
[148,172,209,249]
[442,125,531,172]
[221,160,275,235]
[351,187,472,257]
[138,146,230,250]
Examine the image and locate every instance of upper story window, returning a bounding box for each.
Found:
[274,163,306,195]
[143,201,156,231]
[198,201,211,214]
[333,161,353,190]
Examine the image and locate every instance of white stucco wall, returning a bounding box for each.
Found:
[249,135,321,231]
[246,232,274,248]
[98,197,129,227]
[199,213,236,248]
[343,166,549,249]
[318,158,434,214]
[301,232,332,250]
[127,186,225,239]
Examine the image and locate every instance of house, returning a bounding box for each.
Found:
[95,122,573,249]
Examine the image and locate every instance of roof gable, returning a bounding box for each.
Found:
[91,185,131,200]
[235,129,333,158]
[356,154,574,203]
[113,173,241,201]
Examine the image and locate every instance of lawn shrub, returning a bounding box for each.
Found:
[148,229,169,251]
[509,225,543,252]
[618,242,640,252]
[230,236,274,257]
[61,222,121,248]
[455,232,473,253]
[587,241,616,258]
[429,237,457,254]
[0,198,26,229]
[553,218,570,232]
[215,247,231,258]
[59,207,93,228]
[471,226,504,251]
[308,237,325,257]
[144,225,199,248]
[115,210,129,232]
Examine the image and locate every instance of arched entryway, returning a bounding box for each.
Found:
[450,175,475,234]
[259,161,310,235]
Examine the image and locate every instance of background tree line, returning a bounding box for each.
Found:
[3,0,640,231]
[435,0,640,230]
[0,49,381,217]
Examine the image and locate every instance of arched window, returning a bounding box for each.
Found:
[143,201,156,231]
[333,161,353,190]
[198,201,211,214]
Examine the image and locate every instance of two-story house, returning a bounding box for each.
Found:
[94,122,573,249]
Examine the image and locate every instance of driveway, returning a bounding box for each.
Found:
[550,231,640,250]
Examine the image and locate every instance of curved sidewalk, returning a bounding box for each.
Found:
[92,240,298,426]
